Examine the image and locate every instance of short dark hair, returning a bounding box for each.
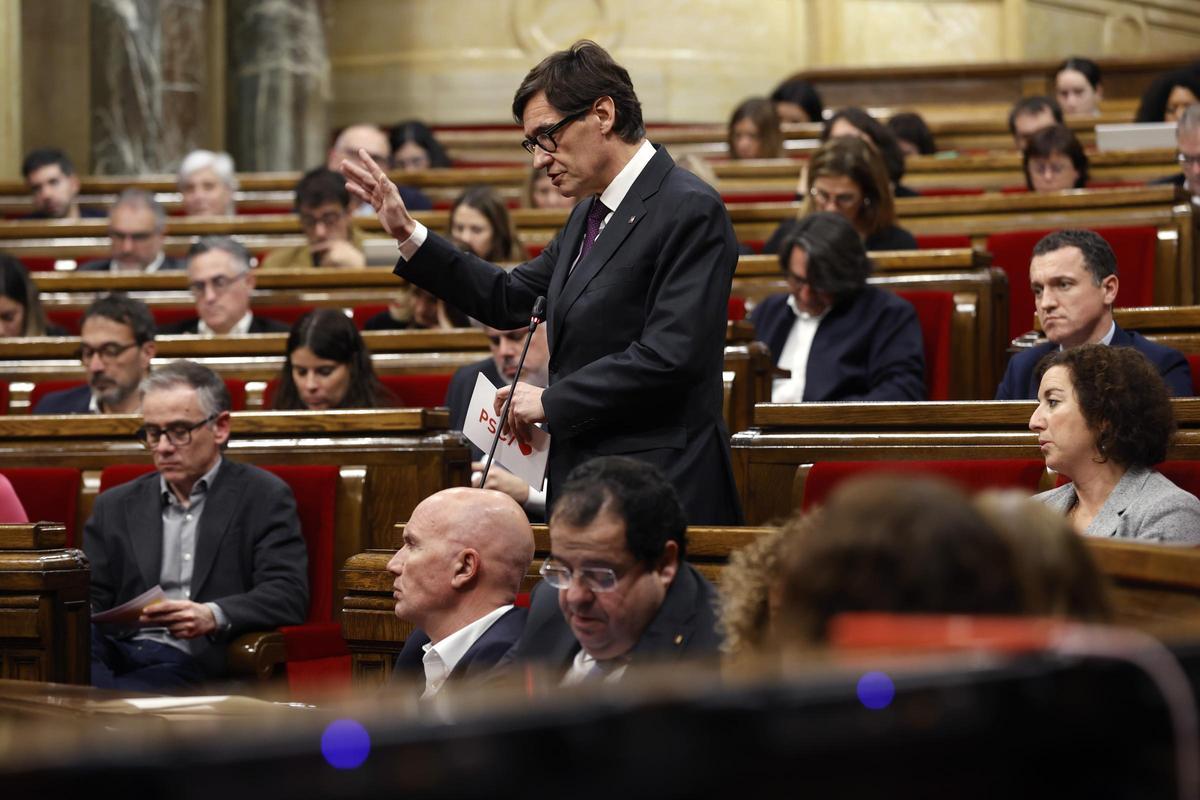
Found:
[81,293,156,344]
[187,236,250,271]
[0,255,51,336]
[1023,124,1089,189]
[1055,57,1102,91]
[511,40,645,144]
[388,120,452,168]
[778,212,872,301]
[769,77,824,123]
[1031,229,1117,284]
[274,308,387,410]
[777,475,1024,644]
[141,360,232,418]
[822,107,906,185]
[886,112,936,156]
[551,456,687,567]
[294,166,349,212]
[1008,95,1064,136]
[22,148,76,180]
[1034,344,1176,469]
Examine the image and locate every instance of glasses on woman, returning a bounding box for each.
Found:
[134,413,219,448]
[810,186,861,210]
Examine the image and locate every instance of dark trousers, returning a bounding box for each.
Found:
[91,625,206,693]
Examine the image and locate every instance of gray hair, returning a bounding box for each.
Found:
[140,360,231,418]
[1178,104,1200,136]
[112,188,167,232]
[177,150,238,191]
[187,236,250,273]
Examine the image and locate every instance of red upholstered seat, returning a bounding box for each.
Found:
[29,379,248,413]
[915,188,986,198]
[351,304,388,329]
[0,382,9,415]
[1154,462,1200,499]
[800,459,1047,511]
[894,290,954,401]
[727,296,747,322]
[986,226,1157,341]
[46,309,84,335]
[151,307,196,329]
[915,234,971,250]
[263,374,453,409]
[5,467,82,545]
[252,305,317,327]
[1187,355,1200,396]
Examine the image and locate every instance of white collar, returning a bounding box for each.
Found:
[597,140,655,216]
[198,311,254,337]
[785,293,830,322]
[420,604,513,697]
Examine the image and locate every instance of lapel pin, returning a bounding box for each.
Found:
[629,215,636,224]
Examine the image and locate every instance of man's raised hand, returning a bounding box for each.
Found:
[340,148,416,241]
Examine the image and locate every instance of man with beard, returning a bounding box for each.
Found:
[33,294,156,414]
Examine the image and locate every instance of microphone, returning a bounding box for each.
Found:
[480,296,547,487]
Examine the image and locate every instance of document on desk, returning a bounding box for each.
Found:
[91,585,166,625]
[461,372,550,490]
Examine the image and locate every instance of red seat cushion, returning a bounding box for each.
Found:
[727,296,747,322]
[1156,461,1200,499]
[261,465,339,625]
[352,304,388,329]
[379,373,454,408]
[31,379,247,413]
[986,226,1157,341]
[801,459,1046,511]
[5,467,82,546]
[0,382,9,415]
[1189,355,1200,396]
[46,309,84,334]
[894,290,954,401]
[99,464,156,493]
[251,305,316,328]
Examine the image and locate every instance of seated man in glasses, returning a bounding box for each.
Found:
[32,293,158,414]
[1153,103,1200,205]
[258,167,367,269]
[387,487,533,698]
[158,237,289,336]
[751,212,925,402]
[504,455,721,685]
[79,189,185,272]
[85,360,309,691]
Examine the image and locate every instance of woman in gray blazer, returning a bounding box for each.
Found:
[1030,344,1200,545]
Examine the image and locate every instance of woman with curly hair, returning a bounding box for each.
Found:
[1030,344,1200,544]
[717,528,787,660]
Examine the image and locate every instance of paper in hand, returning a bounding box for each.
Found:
[92,585,167,625]
[461,372,550,490]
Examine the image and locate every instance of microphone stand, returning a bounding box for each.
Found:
[480,295,547,487]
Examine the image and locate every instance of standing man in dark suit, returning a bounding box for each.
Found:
[502,457,721,685]
[342,40,741,524]
[750,212,926,402]
[86,361,309,691]
[388,487,533,697]
[995,229,1192,400]
[32,294,157,415]
[158,237,289,336]
[79,189,185,273]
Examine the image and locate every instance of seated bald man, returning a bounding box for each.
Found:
[388,487,535,697]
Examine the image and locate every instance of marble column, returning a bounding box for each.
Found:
[227,0,331,172]
[90,0,208,174]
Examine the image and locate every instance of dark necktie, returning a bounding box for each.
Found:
[578,198,610,262]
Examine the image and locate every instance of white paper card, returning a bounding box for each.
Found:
[92,584,167,625]
[461,372,550,490]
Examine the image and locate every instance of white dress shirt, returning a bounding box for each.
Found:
[561,648,629,686]
[770,295,829,403]
[198,311,254,337]
[420,604,514,698]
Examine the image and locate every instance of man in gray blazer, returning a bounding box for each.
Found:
[85,361,308,691]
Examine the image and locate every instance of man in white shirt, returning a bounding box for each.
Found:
[159,237,288,336]
[388,487,534,697]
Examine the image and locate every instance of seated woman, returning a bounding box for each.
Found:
[886,112,936,159]
[727,97,784,160]
[0,255,64,336]
[822,106,916,197]
[523,166,574,210]
[449,185,525,262]
[769,76,824,125]
[750,212,925,402]
[177,150,237,216]
[389,119,452,170]
[1054,57,1103,117]
[1030,344,1200,544]
[1023,124,1089,192]
[1136,67,1200,123]
[273,308,390,410]
[764,137,917,254]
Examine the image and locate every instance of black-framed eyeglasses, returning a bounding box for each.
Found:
[539,558,619,593]
[135,413,219,448]
[1178,152,1200,168]
[521,109,589,155]
[78,341,138,363]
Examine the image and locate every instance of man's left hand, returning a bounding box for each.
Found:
[139,600,217,639]
[494,382,545,444]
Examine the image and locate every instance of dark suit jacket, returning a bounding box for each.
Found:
[157,314,291,335]
[78,256,186,272]
[764,219,918,254]
[31,384,92,414]
[503,562,721,679]
[995,323,1194,400]
[396,145,741,524]
[445,357,503,461]
[751,288,926,401]
[391,606,527,693]
[83,459,309,676]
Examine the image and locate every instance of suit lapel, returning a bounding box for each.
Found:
[1089,468,1145,537]
[130,477,165,589]
[190,461,241,597]
[547,204,588,354]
